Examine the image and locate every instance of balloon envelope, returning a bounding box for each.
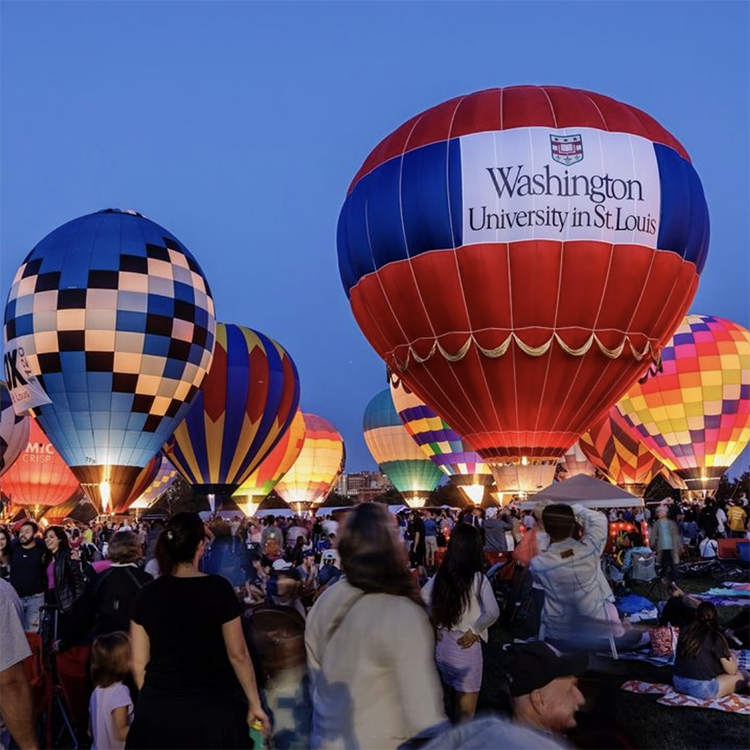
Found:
[166,323,301,500]
[579,406,664,492]
[3,209,216,509]
[557,442,597,480]
[1,419,83,516]
[129,453,180,510]
[234,409,306,500]
[338,86,709,466]
[275,414,344,508]
[1,381,30,477]
[363,389,444,501]
[617,315,750,491]
[389,377,492,504]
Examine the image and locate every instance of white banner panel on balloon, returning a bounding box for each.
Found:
[460,127,661,248]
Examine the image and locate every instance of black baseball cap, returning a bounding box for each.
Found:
[506,642,588,696]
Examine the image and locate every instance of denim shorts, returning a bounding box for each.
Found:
[673,675,719,700]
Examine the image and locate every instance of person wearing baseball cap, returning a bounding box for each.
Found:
[506,642,588,736]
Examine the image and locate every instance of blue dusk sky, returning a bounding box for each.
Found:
[2,1,748,474]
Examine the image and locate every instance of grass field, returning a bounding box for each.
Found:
[475,574,749,749]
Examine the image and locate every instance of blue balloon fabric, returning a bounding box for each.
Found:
[3,209,216,507]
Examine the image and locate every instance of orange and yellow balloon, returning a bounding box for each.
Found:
[275,413,344,510]
[579,406,664,494]
[234,410,306,515]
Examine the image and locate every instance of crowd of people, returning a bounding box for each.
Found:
[0,489,748,750]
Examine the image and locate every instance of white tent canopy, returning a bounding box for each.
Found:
[518,474,644,510]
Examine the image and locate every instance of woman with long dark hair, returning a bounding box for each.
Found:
[305,503,446,750]
[126,512,267,749]
[673,601,748,699]
[43,525,86,614]
[0,527,12,580]
[421,523,499,722]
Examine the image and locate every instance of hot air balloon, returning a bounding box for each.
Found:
[275,413,344,510]
[129,453,180,512]
[618,315,750,492]
[363,389,444,508]
[579,406,664,495]
[556,443,597,480]
[234,409,306,516]
[165,323,300,510]
[390,376,492,505]
[1,419,83,519]
[1,381,30,476]
[3,209,216,511]
[110,451,164,514]
[337,86,709,493]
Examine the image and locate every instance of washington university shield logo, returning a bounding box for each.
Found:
[550,134,584,166]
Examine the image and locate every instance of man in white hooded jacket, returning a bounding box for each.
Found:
[530,503,623,644]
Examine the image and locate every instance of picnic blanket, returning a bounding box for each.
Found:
[704,587,750,598]
[599,648,750,669]
[693,595,750,607]
[621,680,750,714]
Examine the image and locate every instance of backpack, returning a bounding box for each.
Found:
[92,566,148,632]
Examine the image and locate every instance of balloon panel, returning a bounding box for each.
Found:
[390,378,491,478]
[557,442,597,479]
[166,323,300,492]
[131,454,179,509]
[579,407,663,487]
[363,389,444,496]
[113,452,163,513]
[275,414,344,506]
[1,381,30,477]
[1,419,82,509]
[235,410,306,499]
[3,210,216,506]
[618,315,750,483]
[338,86,708,462]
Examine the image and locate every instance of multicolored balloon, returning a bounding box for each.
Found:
[1,381,30,476]
[234,409,306,504]
[275,413,344,509]
[1,419,83,518]
[579,406,664,493]
[165,323,300,505]
[3,209,216,510]
[111,451,163,514]
[389,377,492,504]
[618,315,750,491]
[363,389,444,507]
[128,453,180,511]
[338,86,709,482]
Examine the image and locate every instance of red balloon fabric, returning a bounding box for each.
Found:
[338,86,709,463]
[1,419,82,515]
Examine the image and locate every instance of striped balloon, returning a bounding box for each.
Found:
[165,323,300,504]
[579,406,664,493]
[1,381,30,477]
[389,377,492,504]
[129,453,180,510]
[235,409,306,501]
[363,389,443,506]
[618,315,750,491]
[276,413,344,508]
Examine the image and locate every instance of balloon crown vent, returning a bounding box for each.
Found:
[96,208,146,218]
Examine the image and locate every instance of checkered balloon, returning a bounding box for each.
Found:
[3,209,216,510]
[617,315,750,491]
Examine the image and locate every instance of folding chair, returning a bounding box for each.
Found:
[628,550,668,601]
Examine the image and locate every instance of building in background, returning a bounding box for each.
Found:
[336,471,392,502]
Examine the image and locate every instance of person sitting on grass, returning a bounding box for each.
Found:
[620,533,652,579]
[673,601,749,700]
